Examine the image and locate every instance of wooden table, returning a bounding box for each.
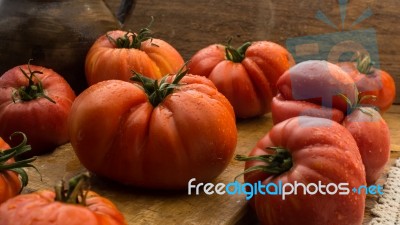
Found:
[24,105,400,225]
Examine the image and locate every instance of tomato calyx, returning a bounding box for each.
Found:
[130,63,188,107]
[55,173,91,205]
[338,86,378,116]
[107,17,157,49]
[225,39,251,63]
[12,60,55,104]
[235,147,292,180]
[355,53,375,75]
[0,132,39,192]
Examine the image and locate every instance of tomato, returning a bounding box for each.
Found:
[272,60,357,124]
[236,116,366,225]
[271,93,345,125]
[343,107,390,185]
[68,70,237,189]
[0,62,76,157]
[85,23,184,85]
[0,173,127,225]
[0,132,37,204]
[337,55,396,113]
[188,41,295,118]
[0,137,18,204]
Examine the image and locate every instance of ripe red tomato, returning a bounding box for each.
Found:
[85,27,184,85]
[0,63,76,157]
[68,71,237,189]
[271,93,345,125]
[237,116,366,225]
[272,60,357,124]
[0,132,36,204]
[188,41,295,118]
[343,107,390,185]
[337,55,396,113]
[0,174,127,225]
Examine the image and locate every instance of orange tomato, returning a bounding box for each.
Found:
[188,41,295,118]
[0,133,36,204]
[69,71,237,189]
[338,55,396,113]
[85,28,184,85]
[0,137,19,204]
[0,174,126,225]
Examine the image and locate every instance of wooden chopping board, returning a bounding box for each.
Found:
[23,105,400,225]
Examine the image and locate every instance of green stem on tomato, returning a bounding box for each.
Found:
[11,60,55,104]
[106,16,157,49]
[130,62,189,107]
[55,173,90,206]
[337,85,379,115]
[0,132,40,192]
[355,53,374,75]
[225,38,251,63]
[234,147,293,180]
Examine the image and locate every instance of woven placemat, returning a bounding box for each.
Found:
[369,158,400,225]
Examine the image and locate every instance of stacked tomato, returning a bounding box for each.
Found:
[236,59,394,225]
[0,18,396,225]
[270,59,392,185]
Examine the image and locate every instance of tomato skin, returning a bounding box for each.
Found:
[188,41,295,118]
[272,60,357,124]
[277,60,356,113]
[0,138,20,204]
[343,107,390,185]
[85,30,185,85]
[0,170,19,204]
[0,65,76,157]
[0,190,126,225]
[244,116,366,225]
[68,75,237,189]
[271,93,345,125]
[337,62,396,113]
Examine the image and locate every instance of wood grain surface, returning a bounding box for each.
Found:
[24,105,400,225]
[23,114,272,225]
[17,1,400,224]
[105,0,400,104]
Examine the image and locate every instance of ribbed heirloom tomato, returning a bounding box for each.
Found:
[337,54,396,114]
[272,60,357,124]
[85,21,184,85]
[0,132,37,204]
[236,116,366,225]
[188,40,295,118]
[0,62,76,157]
[68,69,237,189]
[0,173,127,225]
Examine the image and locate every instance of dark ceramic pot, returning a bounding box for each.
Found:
[0,0,135,93]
